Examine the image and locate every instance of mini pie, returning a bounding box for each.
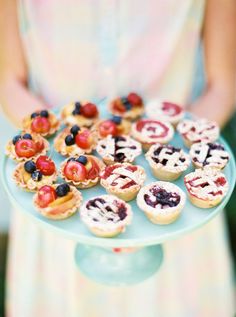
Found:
[131,119,174,150]
[184,168,228,208]
[33,183,82,220]
[60,155,105,189]
[137,181,186,224]
[80,195,132,237]
[145,144,190,181]
[22,109,60,137]
[6,132,49,162]
[92,116,131,139]
[109,92,144,120]
[61,101,99,127]
[13,155,57,191]
[96,135,142,165]
[54,125,97,156]
[100,163,146,201]
[146,100,184,126]
[190,142,230,170]
[177,118,220,148]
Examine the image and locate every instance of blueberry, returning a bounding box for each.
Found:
[24,161,37,173]
[124,102,132,110]
[56,183,70,197]
[12,135,21,145]
[70,125,80,136]
[76,155,88,165]
[65,135,75,146]
[22,133,32,140]
[31,170,43,181]
[121,97,129,105]
[112,116,122,125]
[40,110,49,118]
[75,102,81,109]
[72,109,80,116]
[67,157,76,162]
[31,112,39,119]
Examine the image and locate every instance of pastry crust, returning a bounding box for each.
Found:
[137,181,186,224]
[109,98,144,121]
[80,195,132,237]
[100,163,146,201]
[145,144,190,181]
[92,118,131,139]
[33,185,82,220]
[60,155,105,189]
[54,127,97,156]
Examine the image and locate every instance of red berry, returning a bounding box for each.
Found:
[75,129,93,149]
[37,185,57,208]
[80,103,98,118]
[127,93,142,106]
[64,161,87,182]
[15,139,37,158]
[86,157,100,179]
[99,120,118,137]
[31,117,51,133]
[36,155,56,176]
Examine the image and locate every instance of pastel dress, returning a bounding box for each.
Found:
[7,1,235,317]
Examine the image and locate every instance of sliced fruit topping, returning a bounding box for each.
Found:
[80,102,98,118]
[31,170,43,181]
[99,120,118,137]
[48,192,73,207]
[86,157,100,179]
[24,160,37,173]
[127,93,142,106]
[15,139,37,158]
[31,116,51,133]
[12,135,22,145]
[75,129,93,149]
[76,155,88,165]
[36,155,56,176]
[65,134,75,146]
[63,160,87,182]
[37,185,57,208]
[144,187,180,208]
[70,125,80,136]
[56,183,70,197]
[22,133,32,140]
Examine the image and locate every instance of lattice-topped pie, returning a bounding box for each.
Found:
[146,100,184,126]
[145,144,190,181]
[190,142,229,170]
[131,119,174,150]
[92,116,131,139]
[177,118,219,148]
[96,135,142,165]
[184,168,228,208]
[100,163,146,201]
[137,181,186,224]
[61,101,99,127]
[80,195,132,237]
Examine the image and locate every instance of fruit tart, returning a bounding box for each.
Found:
[184,168,228,208]
[109,92,144,120]
[60,155,105,189]
[100,163,146,201]
[33,183,82,220]
[96,135,142,165]
[137,181,186,224]
[54,125,97,156]
[80,195,132,237]
[22,109,60,137]
[6,132,49,162]
[61,101,99,127]
[13,155,57,191]
[131,119,174,150]
[190,142,230,170]
[146,100,184,126]
[145,144,190,181]
[177,118,219,148]
[92,115,131,139]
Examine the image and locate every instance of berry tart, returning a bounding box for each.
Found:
[131,119,174,150]
[60,155,105,189]
[54,125,97,156]
[13,155,57,191]
[190,142,230,170]
[146,100,184,126]
[96,135,142,165]
[61,101,99,127]
[92,115,131,139]
[33,183,82,220]
[177,118,219,148]
[22,109,60,137]
[137,181,186,224]
[145,144,190,181]
[100,163,146,201]
[109,92,144,121]
[6,132,49,162]
[184,168,228,208]
[80,195,132,237]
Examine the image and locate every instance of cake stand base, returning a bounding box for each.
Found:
[75,244,164,286]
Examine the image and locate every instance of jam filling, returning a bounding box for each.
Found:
[144,187,180,208]
[101,164,138,189]
[186,176,226,196]
[162,102,182,116]
[136,120,169,138]
[152,145,184,166]
[113,136,136,162]
[194,143,227,166]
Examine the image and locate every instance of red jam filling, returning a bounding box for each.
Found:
[144,187,180,208]
[162,102,182,116]
[136,120,169,138]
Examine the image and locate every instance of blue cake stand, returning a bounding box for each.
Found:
[1,118,236,286]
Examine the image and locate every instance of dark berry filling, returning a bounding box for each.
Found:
[195,143,227,166]
[86,198,106,209]
[152,145,183,166]
[113,136,136,162]
[144,187,180,208]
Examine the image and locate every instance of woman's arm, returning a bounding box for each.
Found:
[189,0,236,127]
[0,0,47,127]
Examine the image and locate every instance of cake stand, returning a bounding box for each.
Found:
[1,118,235,286]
